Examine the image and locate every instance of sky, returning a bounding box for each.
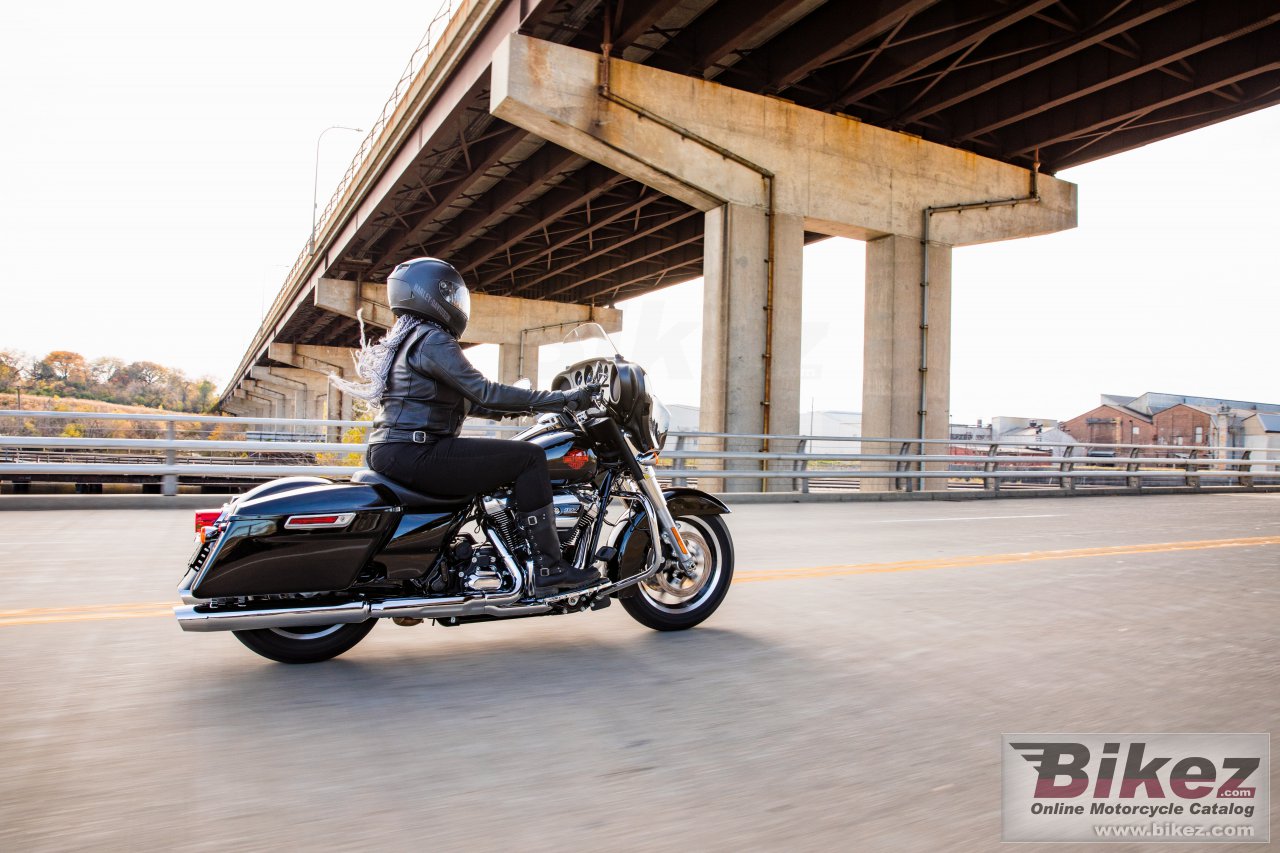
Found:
[2,1,1277,425]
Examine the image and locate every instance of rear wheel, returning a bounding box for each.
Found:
[620,514,733,631]
[233,620,376,664]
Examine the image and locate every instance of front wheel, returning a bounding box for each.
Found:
[233,620,376,664]
[620,514,734,631]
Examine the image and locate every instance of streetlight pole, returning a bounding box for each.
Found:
[311,125,363,255]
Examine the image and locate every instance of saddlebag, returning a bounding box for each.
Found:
[190,481,399,599]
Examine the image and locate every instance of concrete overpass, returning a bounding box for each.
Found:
[220,0,1280,483]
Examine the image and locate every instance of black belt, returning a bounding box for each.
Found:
[370,428,445,444]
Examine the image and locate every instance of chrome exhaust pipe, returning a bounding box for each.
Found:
[176,522,555,633]
[175,592,552,633]
[175,601,371,633]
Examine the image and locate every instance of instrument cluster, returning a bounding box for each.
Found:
[566,360,615,392]
[552,355,653,449]
[556,358,621,407]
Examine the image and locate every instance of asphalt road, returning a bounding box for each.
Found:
[1,494,1277,852]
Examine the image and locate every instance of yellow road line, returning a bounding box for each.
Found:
[0,609,174,627]
[0,601,174,617]
[1,535,1276,627]
[733,534,1280,584]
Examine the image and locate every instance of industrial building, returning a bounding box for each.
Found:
[1062,393,1280,450]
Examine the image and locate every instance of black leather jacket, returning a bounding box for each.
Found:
[368,321,567,443]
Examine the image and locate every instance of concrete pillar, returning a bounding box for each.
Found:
[267,344,358,439]
[227,389,268,421]
[861,234,953,491]
[220,399,251,417]
[245,385,286,422]
[699,204,804,492]
[249,369,308,423]
[491,34,1077,494]
[498,341,539,387]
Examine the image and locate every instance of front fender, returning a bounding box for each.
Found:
[662,487,730,518]
[609,487,729,588]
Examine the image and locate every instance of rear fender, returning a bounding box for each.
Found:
[229,476,332,511]
[608,488,729,590]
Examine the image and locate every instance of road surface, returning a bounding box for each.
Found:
[1,494,1276,851]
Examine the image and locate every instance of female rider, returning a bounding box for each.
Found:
[335,257,597,595]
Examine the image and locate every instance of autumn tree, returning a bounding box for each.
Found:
[191,378,217,413]
[88,356,125,387]
[0,349,30,392]
[36,350,89,389]
[4,348,220,413]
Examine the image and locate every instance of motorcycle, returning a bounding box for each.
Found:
[174,323,734,663]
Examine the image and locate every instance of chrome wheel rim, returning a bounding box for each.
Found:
[639,519,720,613]
[268,624,345,640]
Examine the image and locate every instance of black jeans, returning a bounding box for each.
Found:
[367,437,552,510]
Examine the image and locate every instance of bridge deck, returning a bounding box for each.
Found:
[229,0,1280,401]
[2,493,1275,849]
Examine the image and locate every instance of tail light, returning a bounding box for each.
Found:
[284,513,355,530]
[193,507,221,527]
[194,510,221,533]
[195,509,223,544]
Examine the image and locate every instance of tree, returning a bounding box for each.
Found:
[5,349,219,413]
[119,361,164,387]
[0,349,30,392]
[88,356,125,387]
[191,378,217,413]
[37,350,89,387]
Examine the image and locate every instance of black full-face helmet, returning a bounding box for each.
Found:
[386,257,471,337]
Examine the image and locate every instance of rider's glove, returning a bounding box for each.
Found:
[564,384,598,413]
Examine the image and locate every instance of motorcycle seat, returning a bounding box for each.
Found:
[350,469,471,511]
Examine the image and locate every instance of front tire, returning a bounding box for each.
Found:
[620,514,734,631]
[233,620,376,664]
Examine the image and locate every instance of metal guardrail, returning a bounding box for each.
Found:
[2,410,1278,497]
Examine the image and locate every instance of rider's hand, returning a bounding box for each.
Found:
[564,384,598,413]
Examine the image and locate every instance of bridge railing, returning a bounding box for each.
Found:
[2,410,1277,497]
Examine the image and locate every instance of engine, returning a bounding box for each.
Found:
[553,489,600,546]
[455,489,599,594]
[462,544,505,591]
[484,489,598,545]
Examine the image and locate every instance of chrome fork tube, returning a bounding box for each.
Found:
[632,458,696,572]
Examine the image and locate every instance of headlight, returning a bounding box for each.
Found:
[650,395,670,452]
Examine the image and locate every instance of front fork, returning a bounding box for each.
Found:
[633,456,697,574]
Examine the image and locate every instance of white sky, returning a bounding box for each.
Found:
[2,2,1277,424]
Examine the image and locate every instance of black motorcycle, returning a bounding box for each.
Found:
[175,324,734,663]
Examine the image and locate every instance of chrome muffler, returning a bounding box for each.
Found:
[174,590,551,633]
[175,600,371,633]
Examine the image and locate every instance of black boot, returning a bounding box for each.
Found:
[517,503,599,595]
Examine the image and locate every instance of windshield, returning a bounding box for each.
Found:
[555,323,622,368]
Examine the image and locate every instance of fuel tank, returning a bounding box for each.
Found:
[524,429,597,485]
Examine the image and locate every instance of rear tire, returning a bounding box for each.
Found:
[620,514,733,631]
[233,620,376,664]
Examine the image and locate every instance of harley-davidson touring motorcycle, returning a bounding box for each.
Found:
[174,324,733,663]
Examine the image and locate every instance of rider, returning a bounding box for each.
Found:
[347,257,598,595]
